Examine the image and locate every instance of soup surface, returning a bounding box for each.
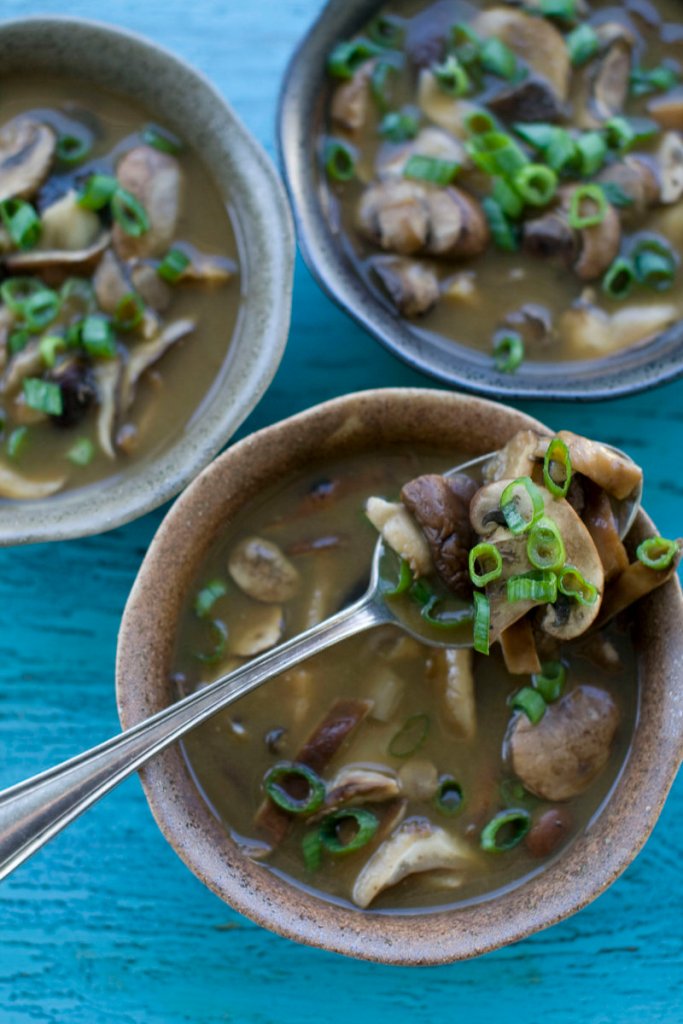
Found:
[172,449,639,912]
[322,0,683,368]
[0,76,240,498]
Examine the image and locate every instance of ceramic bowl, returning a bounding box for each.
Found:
[116,388,683,965]
[0,16,294,544]
[277,0,683,401]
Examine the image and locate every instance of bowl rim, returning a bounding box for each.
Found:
[276,0,683,402]
[116,387,683,965]
[0,14,294,544]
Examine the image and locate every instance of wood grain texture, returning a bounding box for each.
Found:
[0,0,681,1020]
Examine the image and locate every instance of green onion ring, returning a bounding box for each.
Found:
[500,476,544,534]
[543,437,572,498]
[379,110,420,143]
[480,809,531,853]
[403,154,460,186]
[493,330,524,373]
[56,133,91,165]
[568,185,608,229]
[383,557,413,597]
[388,713,430,758]
[77,173,119,211]
[23,289,61,332]
[301,829,323,872]
[513,164,557,207]
[196,619,228,664]
[636,536,679,571]
[507,570,558,604]
[324,138,356,182]
[319,808,379,855]
[433,777,465,816]
[158,247,191,283]
[603,258,637,300]
[433,54,470,97]
[469,542,503,587]
[111,188,150,237]
[194,579,229,619]
[509,686,546,724]
[532,660,566,703]
[263,762,326,815]
[527,516,566,572]
[473,591,490,655]
[114,292,145,332]
[557,565,599,606]
[0,198,41,251]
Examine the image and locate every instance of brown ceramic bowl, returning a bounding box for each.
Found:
[116,389,683,964]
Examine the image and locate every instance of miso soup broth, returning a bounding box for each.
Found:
[172,450,638,912]
[0,76,240,498]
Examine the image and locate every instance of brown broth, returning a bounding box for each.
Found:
[0,76,240,494]
[172,450,638,912]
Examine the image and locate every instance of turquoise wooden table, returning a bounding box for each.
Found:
[1,2,681,1021]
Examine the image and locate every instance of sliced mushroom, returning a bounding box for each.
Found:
[582,484,629,581]
[509,685,619,800]
[483,428,548,484]
[559,301,678,358]
[474,7,570,101]
[1,339,43,396]
[400,472,477,599]
[331,58,378,133]
[597,157,661,216]
[175,250,236,286]
[317,765,400,816]
[39,189,100,252]
[47,358,98,429]
[572,200,621,281]
[523,189,621,282]
[366,495,432,576]
[118,318,195,415]
[648,88,683,131]
[428,646,476,738]
[653,132,683,204]
[0,117,56,202]
[230,603,284,656]
[4,232,110,282]
[130,262,172,312]
[370,255,440,316]
[93,248,132,314]
[500,616,541,675]
[92,358,123,459]
[228,536,300,603]
[534,431,642,501]
[0,462,65,500]
[589,29,634,123]
[113,144,181,259]
[595,546,681,628]
[351,818,477,909]
[397,759,439,801]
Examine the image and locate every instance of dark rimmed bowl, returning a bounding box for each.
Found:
[277,0,683,401]
[116,388,683,965]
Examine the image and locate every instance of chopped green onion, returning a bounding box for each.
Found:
[467,131,528,176]
[7,426,28,460]
[111,188,150,237]
[603,257,637,299]
[513,164,557,207]
[0,277,41,314]
[301,829,323,872]
[566,23,600,66]
[263,762,325,815]
[507,569,558,604]
[78,173,119,211]
[319,808,378,855]
[546,129,578,174]
[510,686,546,724]
[194,579,228,619]
[196,619,228,663]
[433,55,470,97]
[434,777,464,816]
[0,198,41,251]
[464,108,497,136]
[480,37,521,80]
[383,557,413,597]
[368,13,405,49]
[630,64,679,98]
[568,185,608,229]
[469,542,503,587]
[141,123,183,155]
[327,38,383,79]
[600,181,635,208]
[483,198,519,252]
[543,437,572,498]
[23,289,61,332]
[403,154,460,185]
[8,328,29,355]
[539,0,577,22]
[493,330,524,372]
[481,809,531,853]
[61,277,97,315]
[114,292,145,331]
[636,536,679,571]
[473,591,490,655]
[500,778,531,807]
[158,247,191,283]
[492,176,524,218]
[631,236,678,291]
[371,61,398,112]
[576,131,607,176]
[557,565,599,606]
[421,600,473,630]
[388,713,430,758]
[22,377,63,417]
[56,133,91,165]
[532,660,566,702]
[605,116,659,153]
[66,437,95,467]
[527,516,566,572]
[379,109,420,142]
[450,23,482,66]
[39,334,67,368]
[500,477,544,534]
[513,122,557,151]
[324,138,356,182]
[78,315,116,359]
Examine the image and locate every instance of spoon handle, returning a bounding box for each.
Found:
[0,593,388,882]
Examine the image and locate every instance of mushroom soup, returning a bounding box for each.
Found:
[172,436,679,911]
[0,76,239,498]
[322,0,683,368]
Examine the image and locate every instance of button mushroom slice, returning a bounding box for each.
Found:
[174,250,237,287]
[427,646,476,738]
[533,430,643,501]
[647,88,683,131]
[4,231,110,282]
[228,536,300,604]
[92,358,123,459]
[0,462,66,500]
[118,318,195,416]
[129,262,171,312]
[330,58,378,133]
[38,189,100,252]
[93,248,132,314]
[572,199,621,282]
[400,472,477,598]
[500,616,541,675]
[594,544,682,629]
[358,180,429,256]
[483,428,548,485]
[474,7,571,101]
[112,144,181,260]
[313,766,401,818]
[366,495,433,577]
[509,684,619,801]
[582,483,629,581]
[370,255,440,317]
[351,818,478,909]
[588,29,634,123]
[652,131,683,204]
[559,300,678,358]
[424,187,490,258]
[0,117,56,203]
[230,603,284,657]
[523,190,621,282]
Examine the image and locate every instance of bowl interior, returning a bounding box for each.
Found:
[277,0,683,401]
[0,16,293,543]
[116,388,683,964]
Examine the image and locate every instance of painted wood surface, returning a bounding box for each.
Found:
[0,1,681,1021]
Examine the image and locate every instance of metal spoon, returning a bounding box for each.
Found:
[0,446,642,881]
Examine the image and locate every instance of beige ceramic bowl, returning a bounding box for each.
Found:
[0,17,294,544]
[117,389,683,965]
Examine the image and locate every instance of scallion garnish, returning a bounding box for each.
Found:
[23,289,61,333]
[539,0,577,22]
[158,247,191,283]
[319,808,378,855]
[467,131,528,176]
[527,516,566,572]
[61,277,98,315]
[111,188,150,237]
[557,565,599,606]
[605,116,659,153]
[22,377,63,417]
[433,54,470,97]
[510,686,546,724]
[78,173,119,211]
[630,64,679,98]
[324,138,356,182]
[513,164,557,207]
[327,38,382,79]
[370,60,398,112]
[500,476,544,534]
[507,569,558,604]
[450,23,482,66]
[434,777,464,816]
[600,181,635,208]
[568,184,608,229]
[114,292,145,332]
[603,257,637,299]
[631,235,678,291]
[7,426,28,460]
[492,176,524,219]
[388,713,430,758]
[575,131,607,176]
[473,591,490,655]
[383,557,413,597]
[480,37,521,80]
[464,108,497,136]
[532,660,566,702]
[483,198,519,252]
[196,619,228,664]
[480,809,531,853]
[78,315,117,359]
[301,829,323,872]
[403,154,460,185]
[367,13,405,49]
[546,129,578,174]
[39,334,67,369]
[66,437,95,467]
[8,328,29,355]
[56,133,91,165]
[0,277,41,314]
[543,436,572,498]
[566,23,600,66]
[379,109,420,143]
[141,123,183,155]
[263,762,326,815]
[0,198,41,251]
[512,122,557,151]
[636,536,680,571]
[469,542,503,587]
[194,579,228,619]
